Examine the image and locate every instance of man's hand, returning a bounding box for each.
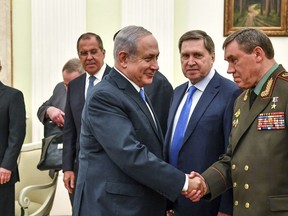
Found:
[166,210,174,216]
[46,106,65,127]
[182,171,207,202]
[0,167,11,184]
[63,171,75,193]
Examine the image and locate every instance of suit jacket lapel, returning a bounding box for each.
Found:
[183,73,220,144]
[166,83,187,143]
[110,69,163,142]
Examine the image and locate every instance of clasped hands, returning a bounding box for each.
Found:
[182,171,206,202]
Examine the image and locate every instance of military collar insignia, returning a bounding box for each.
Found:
[260,77,273,97]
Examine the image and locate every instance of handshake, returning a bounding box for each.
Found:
[182,171,207,202]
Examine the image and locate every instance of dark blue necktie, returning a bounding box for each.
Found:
[170,86,197,167]
[139,88,146,101]
[87,76,96,97]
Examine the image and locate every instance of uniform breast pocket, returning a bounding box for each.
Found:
[268,195,288,212]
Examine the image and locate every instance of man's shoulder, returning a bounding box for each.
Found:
[276,70,288,83]
[153,71,171,84]
[69,73,86,87]
[146,71,172,93]
[1,83,23,96]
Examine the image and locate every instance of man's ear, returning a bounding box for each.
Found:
[254,46,264,62]
[118,51,129,68]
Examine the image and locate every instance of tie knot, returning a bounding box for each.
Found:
[139,88,146,101]
[187,86,197,100]
[89,76,96,84]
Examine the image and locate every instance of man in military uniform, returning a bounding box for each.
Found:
[187,28,288,215]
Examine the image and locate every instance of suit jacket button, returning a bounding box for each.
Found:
[244,184,249,189]
[245,202,250,208]
[234,201,239,206]
[232,164,236,170]
[244,165,249,171]
[233,182,237,187]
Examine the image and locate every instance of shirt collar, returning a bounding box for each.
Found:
[114,66,141,92]
[187,67,215,92]
[85,63,107,81]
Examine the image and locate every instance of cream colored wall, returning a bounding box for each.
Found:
[13,0,32,143]
[86,0,121,67]
[12,0,288,143]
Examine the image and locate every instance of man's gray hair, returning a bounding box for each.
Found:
[113,25,152,60]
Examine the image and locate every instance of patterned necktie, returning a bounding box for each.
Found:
[170,86,197,167]
[139,88,146,101]
[87,76,96,97]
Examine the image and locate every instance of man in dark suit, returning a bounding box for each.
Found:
[113,29,173,135]
[145,71,173,135]
[190,28,288,216]
[37,58,83,137]
[62,32,111,204]
[0,60,26,216]
[165,30,241,216]
[72,25,204,216]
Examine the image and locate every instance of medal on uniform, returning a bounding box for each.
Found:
[258,112,285,130]
[271,96,278,109]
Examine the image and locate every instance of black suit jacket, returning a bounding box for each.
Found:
[145,71,173,135]
[0,81,26,185]
[62,65,111,172]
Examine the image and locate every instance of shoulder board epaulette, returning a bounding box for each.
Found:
[277,70,288,81]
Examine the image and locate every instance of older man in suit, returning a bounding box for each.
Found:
[72,25,204,216]
[0,60,26,216]
[113,29,173,135]
[165,30,241,216]
[37,58,83,137]
[62,32,111,205]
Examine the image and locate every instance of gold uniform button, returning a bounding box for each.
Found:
[234,201,238,206]
[245,202,250,208]
[233,182,237,187]
[244,184,249,189]
[232,164,236,170]
[244,165,249,171]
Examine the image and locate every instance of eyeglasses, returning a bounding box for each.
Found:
[78,49,100,57]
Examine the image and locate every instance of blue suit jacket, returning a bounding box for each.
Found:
[165,71,241,215]
[73,68,186,216]
[62,65,111,172]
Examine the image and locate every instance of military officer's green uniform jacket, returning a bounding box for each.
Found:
[202,64,288,215]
